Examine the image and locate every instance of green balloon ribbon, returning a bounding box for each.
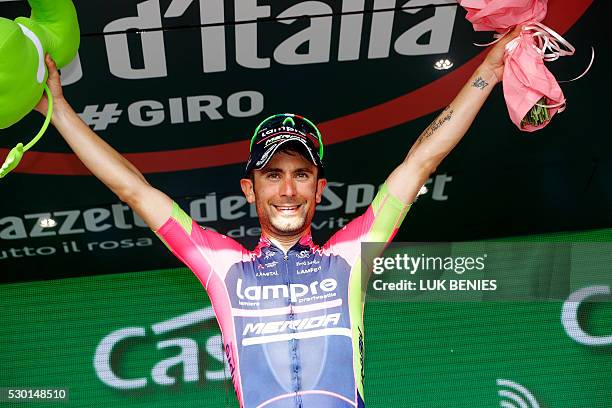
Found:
[0,0,79,179]
[0,85,53,179]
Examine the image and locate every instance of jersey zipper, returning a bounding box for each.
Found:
[283,251,303,408]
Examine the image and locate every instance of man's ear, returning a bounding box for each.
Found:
[315,178,327,204]
[240,178,255,203]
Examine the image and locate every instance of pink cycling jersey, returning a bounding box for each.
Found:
[155,183,410,408]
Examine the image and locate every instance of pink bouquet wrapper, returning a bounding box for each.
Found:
[503,32,564,132]
[460,0,547,32]
[458,0,580,131]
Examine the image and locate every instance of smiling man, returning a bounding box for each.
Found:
[36,25,520,408]
[241,115,328,242]
[244,147,323,237]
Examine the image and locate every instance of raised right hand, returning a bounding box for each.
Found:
[34,54,66,116]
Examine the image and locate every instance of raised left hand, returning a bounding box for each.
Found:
[482,25,523,82]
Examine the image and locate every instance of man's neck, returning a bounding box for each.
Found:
[264,229,311,254]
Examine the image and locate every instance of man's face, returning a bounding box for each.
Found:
[240,151,326,238]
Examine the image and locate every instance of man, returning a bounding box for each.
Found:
[36,27,520,408]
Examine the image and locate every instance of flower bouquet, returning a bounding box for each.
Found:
[459,0,581,132]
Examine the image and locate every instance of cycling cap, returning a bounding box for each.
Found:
[245,113,324,176]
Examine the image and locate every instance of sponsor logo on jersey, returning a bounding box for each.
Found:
[236,278,337,303]
[243,313,341,336]
[295,259,320,267]
[255,270,279,278]
[297,266,322,275]
[296,250,311,259]
[358,327,365,386]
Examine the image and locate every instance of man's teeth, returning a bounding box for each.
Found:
[276,205,298,210]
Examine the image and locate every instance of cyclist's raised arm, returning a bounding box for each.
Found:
[36,54,172,230]
[386,26,521,205]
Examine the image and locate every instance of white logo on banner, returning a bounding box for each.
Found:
[561,285,612,346]
[496,379,540,408]
[94,307,228,390]
[101,0,457,79]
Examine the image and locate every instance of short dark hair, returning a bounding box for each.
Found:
[247,143,325,181]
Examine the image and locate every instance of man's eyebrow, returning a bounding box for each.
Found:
[294,167,314,173]
[261,167,282,174]
[260,167,314,174]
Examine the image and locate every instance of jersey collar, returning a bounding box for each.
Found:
[256,231,314,253]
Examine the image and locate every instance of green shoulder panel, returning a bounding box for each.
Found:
[369,182,411,242]
[172,201,193,235]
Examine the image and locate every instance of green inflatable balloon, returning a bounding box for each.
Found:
[0,0,80,178]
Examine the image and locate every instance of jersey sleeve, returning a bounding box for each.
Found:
[323,182,411,265]
[154,201,243,289]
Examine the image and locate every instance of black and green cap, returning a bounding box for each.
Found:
[245,113,324,176]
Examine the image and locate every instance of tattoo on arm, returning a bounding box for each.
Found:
[472,76,489,90]
[416,106,454,144]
